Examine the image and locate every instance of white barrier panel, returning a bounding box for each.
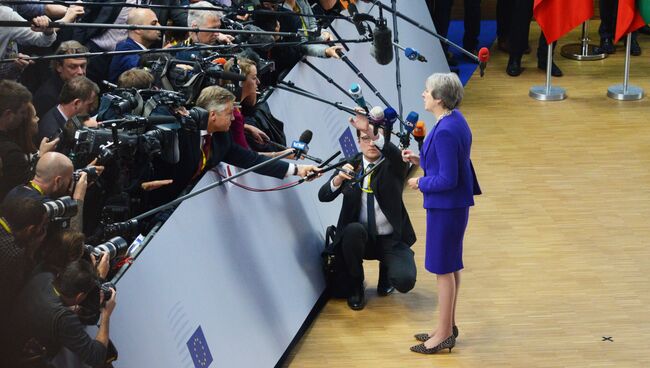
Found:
[76,2,451,367]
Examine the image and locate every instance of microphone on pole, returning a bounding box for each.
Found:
[399,111,418,148]
[368,105,385,137]
[413,120,426,151]
[478,47,490,77]
[264,138,323,164]
[349,83,369,113]
[371,18,393,65]
[392,42,427,63]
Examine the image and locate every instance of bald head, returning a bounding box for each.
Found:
[128,9,161,47]
[35,152,74,182]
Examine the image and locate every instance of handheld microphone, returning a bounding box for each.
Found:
[383,107,397,132]
[399,111,419,148]
[371,20,393,65]
[368,105,385,136]
[478,47,490,77]
[413,121,426,151]
[265,138,323,164]
[405,47,427,63]
[349,83,369,113]
[291,130,313,160]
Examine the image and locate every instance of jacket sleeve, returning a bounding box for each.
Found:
[223,143,289,179]
[55,310,108,368]
[7,9,56,48]
[318,173,343,202]
[418,129,459,193]
[381,140,409,179]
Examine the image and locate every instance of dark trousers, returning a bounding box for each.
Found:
[425,0,482,51]
[338,223,416,294]
[599,0,637,41]
[503,0,554,62]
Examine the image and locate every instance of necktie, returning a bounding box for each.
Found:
[365,163,376,239]
[193,134,212,179]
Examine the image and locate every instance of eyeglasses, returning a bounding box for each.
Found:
[359,136,373,143]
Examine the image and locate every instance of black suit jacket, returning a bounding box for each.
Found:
[73,0,188,45]
[160,129,290,201]
[33,74,63,119]
[318,140,416,247]
[37,107,67,144]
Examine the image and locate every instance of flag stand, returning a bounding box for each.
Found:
[607,33,644,100]
[530,46,566,101]
[560,21,607,61]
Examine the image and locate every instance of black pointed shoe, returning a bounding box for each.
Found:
[506,58,523,77]
[595,37,616,54]
[410,335,456,354]
[414,326,459,342]
[377,264,395,296]
[347,285,366,310]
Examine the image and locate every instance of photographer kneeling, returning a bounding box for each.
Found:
[6,260,116,368]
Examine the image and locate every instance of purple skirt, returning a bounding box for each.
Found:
[424,207,469,274]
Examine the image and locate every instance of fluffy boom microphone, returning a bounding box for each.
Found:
[371,22,393,65]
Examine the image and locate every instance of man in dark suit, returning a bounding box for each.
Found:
[158,85,319,200]
[73,0,187,85]
[33,41,89,118]
[37,76,99,143]
[318,113,417,310]
[108,8,162,82]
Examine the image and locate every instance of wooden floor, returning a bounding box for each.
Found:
[284,22,650,368]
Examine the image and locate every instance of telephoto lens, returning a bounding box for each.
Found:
[42,196,78,220]
[86,237,129,260]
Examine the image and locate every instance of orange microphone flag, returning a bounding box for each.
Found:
[533,0,593,44]
[615,0,647,42]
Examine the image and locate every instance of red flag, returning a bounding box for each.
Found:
[533,0,594,44]
[615,0,647,42]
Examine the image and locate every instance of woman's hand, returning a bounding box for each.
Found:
[401,149,420,165]
[407,177,420,190]
[244,124,269,144]
[39,137,60,154]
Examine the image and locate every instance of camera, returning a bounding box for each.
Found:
[99,281,116,308]
[43,196,78,220]
[73,167,99,182]
[84,236,129,260]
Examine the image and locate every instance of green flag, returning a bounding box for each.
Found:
[639,0,650,24]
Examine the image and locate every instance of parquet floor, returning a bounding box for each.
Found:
[285,22,650,368]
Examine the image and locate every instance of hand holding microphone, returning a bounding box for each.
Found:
[401,149,419,165]
[332,163,355,187]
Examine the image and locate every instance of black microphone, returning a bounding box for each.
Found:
[264,138,323,164]
[291,130,313,160]
[371,20,393,65]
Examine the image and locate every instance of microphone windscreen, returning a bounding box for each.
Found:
[383,107,397,124]
[299,129,313,144]
[478,47,490,62]
[371,24,393,65]
[404,47,418,60]
[147,115,179,124]
[369,106,385,124]
[413,121,426,138]
[404,111,419,133]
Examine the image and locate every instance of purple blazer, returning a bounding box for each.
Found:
[419,109,478,209]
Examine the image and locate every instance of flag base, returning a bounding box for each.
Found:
[560,43,607,61]
[607,84,644,100]
[529,86,567,101]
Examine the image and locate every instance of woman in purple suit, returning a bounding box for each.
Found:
[402,72,479,354]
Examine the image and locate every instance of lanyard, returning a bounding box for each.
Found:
[29,181,45,195]
[0,217,12,234]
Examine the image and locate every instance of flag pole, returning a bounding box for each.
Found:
[607,33,644,100]
[560,20,607,61]
[529,45,566,101]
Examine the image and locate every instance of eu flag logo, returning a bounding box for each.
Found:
[187,326,213,368]
[339,128,359,159]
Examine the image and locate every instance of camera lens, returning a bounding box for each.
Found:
[93,236,129,259]
[42,196,78,219]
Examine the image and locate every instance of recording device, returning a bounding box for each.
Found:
[383,107,397,132]
[264,139,323,164]
[368,105,384,136]
[99,281,116,308]
[399,111,419,148]
[43,196,78,227]
[413,121,426,151]
[103,219,139,239]
[404,47,427,63]
[478,47,490,77]
[73,166,99,183]
[349,83,369,112]
[84,236,129,260]
[291,130,313,160]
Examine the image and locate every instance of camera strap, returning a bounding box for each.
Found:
[28,181,45,195]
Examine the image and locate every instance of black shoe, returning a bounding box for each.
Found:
[377,263,395,296]
[537,61,563,77]
[595,38,616,54]
[410,335,456,354]
[630,38,642,56]
[377,284,395,296]
[347,285,366,310]
[506,57,522,77]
